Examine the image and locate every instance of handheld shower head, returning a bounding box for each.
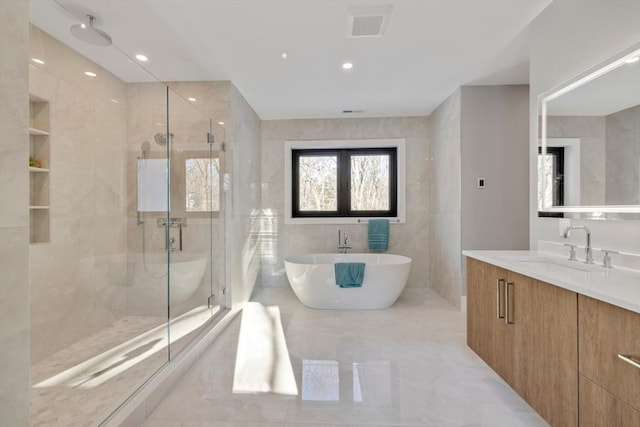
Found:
[140,141,150,159]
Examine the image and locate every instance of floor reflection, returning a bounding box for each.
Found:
[301,360,393,404]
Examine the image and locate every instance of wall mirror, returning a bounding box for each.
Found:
[538,42,640,219]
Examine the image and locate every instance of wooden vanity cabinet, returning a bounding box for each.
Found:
[467,259,578,427]
[578,295,640,425]
[579,375,640,427]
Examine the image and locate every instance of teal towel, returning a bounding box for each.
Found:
[334,263,365,288]
[368,219,389,251]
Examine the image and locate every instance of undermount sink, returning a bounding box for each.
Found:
[509,256,604,276]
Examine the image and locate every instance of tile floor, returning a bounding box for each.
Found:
[144,287,549,426]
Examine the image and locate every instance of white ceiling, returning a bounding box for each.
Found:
[30,0,552,120]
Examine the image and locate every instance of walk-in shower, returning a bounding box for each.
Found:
[28,22,228,427]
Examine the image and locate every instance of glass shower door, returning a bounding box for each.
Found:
[166,89,226,358]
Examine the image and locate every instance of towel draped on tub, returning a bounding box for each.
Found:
[334,262,365,288]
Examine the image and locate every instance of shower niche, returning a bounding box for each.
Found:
[29,95,50,243]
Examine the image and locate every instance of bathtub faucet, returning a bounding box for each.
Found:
[338,229,352,254]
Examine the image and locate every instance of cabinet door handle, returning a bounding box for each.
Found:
[496,279,505,319]
[618,354,640,370]
[505,282,514,325]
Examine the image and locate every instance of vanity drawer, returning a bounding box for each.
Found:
[579,375,640,427]
[579,295,640,412]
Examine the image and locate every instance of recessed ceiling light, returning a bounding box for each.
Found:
[217,121,225,125]
[31,58,45,65]
[188,97,197,102]
[110,98,120,104]
[84,71,97,77]
[625,56,640,64]
[342,62,353,70]
[135,54,148,62]
[281,52,288,59]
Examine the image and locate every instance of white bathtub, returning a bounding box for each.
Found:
[284,253,411,309]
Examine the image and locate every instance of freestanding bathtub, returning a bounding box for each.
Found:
[284,253,412,309]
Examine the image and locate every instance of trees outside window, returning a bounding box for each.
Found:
[292,148,397,218]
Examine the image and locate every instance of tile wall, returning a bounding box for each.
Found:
[28,26,130,363]
[260,117,430,289]
[0,0,30,424]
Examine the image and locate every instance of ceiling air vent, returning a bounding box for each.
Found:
[346,6,392,38]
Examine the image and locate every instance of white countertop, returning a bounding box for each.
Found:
[463,250,640,314]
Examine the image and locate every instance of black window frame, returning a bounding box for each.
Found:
[538,146,564,218]
[292,147,397,218]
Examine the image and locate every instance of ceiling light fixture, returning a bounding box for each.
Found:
[84,71,97,77]
[70,15,112,46]
[625,56,640,64]
[31,58,45,65]
[281,52,288,59]
[342,62,353,70]
[135,54,148,62]
[188,97,197,102]
[217,121,225,126]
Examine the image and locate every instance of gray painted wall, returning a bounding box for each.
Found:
[461,85,530,253]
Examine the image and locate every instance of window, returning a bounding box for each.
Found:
[537,146,564,218]
[185,157,220,212]
[291,147,397,218]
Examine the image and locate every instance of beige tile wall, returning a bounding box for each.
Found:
[260,117,430,289]
[28,26,129,363]
[0,0,30,424]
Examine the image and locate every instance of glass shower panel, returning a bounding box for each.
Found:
[28,21,171,426]
[166,89,226,358]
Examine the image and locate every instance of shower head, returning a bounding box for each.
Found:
[70,15,112,46]
[154,133,174,146]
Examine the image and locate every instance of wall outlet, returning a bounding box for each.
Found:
[477,178,485,189]
[559,218,571,237]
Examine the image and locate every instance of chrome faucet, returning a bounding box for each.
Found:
[563,226,593,264]
[338,229,352,254]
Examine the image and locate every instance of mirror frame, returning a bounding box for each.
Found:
[538,41,640,214]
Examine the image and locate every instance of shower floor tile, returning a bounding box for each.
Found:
[30,315,168,427]
[145,287,550,427]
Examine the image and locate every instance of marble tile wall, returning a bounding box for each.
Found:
[260,117,430,289]
[606,105,640,205]
[427,91,462,309]
[228,84,262,307]
[0,0,30,424]
[28,25,129,363]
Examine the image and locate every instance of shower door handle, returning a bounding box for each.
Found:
[157,218,187,251]
[177,221,184,252]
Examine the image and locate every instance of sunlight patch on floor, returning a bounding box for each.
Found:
[34,305,216,389]
[232,302,298,395]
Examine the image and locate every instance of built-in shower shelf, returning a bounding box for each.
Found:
[29,167,50,173]
[29,95,50,243]
[29,127,50,136]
